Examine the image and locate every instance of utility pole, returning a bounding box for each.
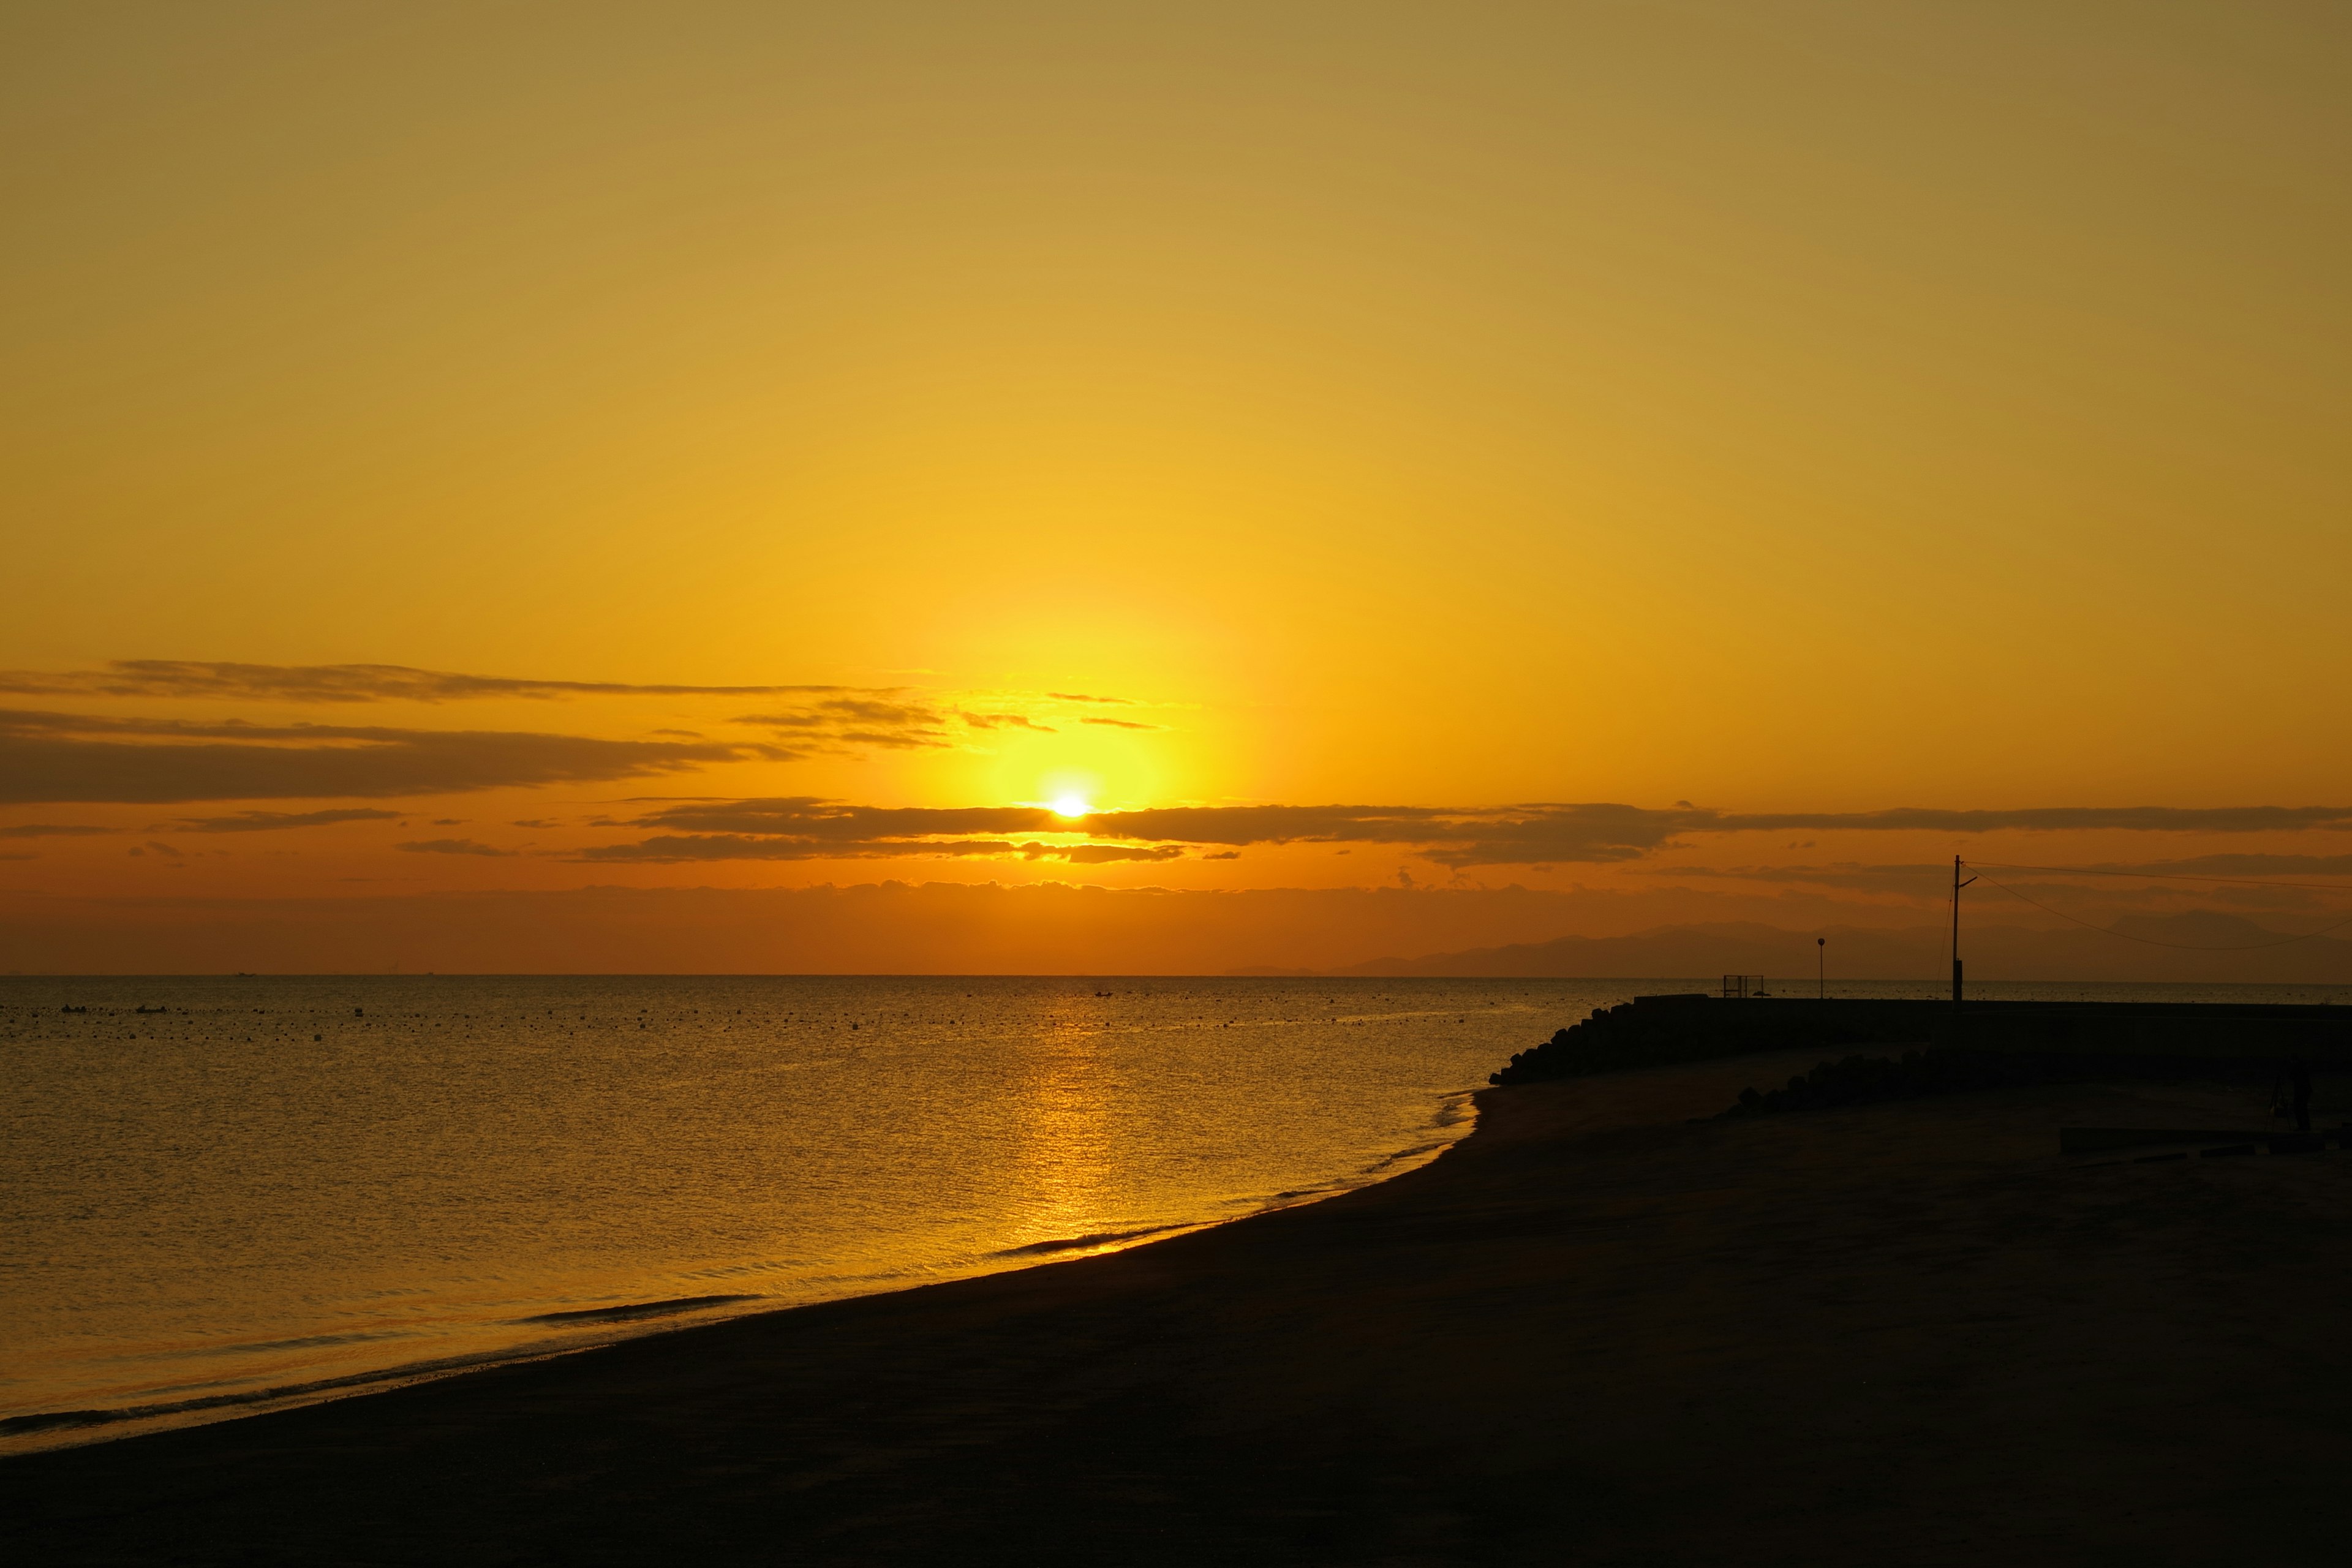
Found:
[1817,936,1826,1000]
[1950,854,1976,1006]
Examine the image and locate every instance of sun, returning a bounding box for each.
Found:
[1049,793,1093,818]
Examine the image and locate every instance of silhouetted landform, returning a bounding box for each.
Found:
[1491,992,2352,1086]
[1337,912,2352,981]
[10,1051,2351,1564]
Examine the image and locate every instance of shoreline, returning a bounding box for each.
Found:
[10,1047,2351,1562]
[1,1086,1483,1459]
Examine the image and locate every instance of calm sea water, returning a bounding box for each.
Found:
[2,975,1633,1451]
[9,974,2348,1453]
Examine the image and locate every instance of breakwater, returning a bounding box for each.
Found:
[1490,994,2352,1085]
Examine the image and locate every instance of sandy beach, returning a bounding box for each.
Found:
[8,1048,2349,1564]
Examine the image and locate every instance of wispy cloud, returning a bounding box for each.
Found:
[1647,862,1954,889]
[575,798,2352,869]
[1672,851,2352,891]
[578,797,1063,863]
[1706,806,2352,836]
[617,798,1062,839]
[1080,717,1161,731]
[575,798,1200,865]
[167,808,405,834]
[734,696,1093,750]
[396,839,514,857]
[0,822,113,839]
[0,662,1156,763]
[577,832,1186,865]
[580,834,1023,862]
[0,708,786,804]
[1054,842,1185,864]
[0,661,841,704]
[734,697,955,751]
[1099,804,2352,867]
[1085,804,1686,865]
[1988,852,2352,880]
[959,711,1057,733]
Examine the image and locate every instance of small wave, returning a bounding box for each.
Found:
[1358,1139,1449,1175]
[0,1339,592,1441]
[517,1293,763,1327]
[151,1329,421,1362]
[990,1224,1186,1257]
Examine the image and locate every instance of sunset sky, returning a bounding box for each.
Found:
[6,4,2350,970]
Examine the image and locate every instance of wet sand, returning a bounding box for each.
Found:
[9,1050,2350,1564]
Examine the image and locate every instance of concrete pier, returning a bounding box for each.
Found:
[1490,993,2352,1085]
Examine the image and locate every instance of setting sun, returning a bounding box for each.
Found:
[6,8,2351,1558]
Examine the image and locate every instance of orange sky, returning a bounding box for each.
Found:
[4,4,2350,970]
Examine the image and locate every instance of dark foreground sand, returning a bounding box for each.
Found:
[9,1051,2350,1566]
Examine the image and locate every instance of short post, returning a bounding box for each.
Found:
[1817,937,1825,1000]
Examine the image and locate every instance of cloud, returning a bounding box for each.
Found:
[738,696,1084,750]
[580,834,1027,863]
[576,832,1186,865]
[1080,717,1160,731]
[616,797,1063,840]
[0,708,785,804]
[0,822,113,839]
[0,664,1164,764]
[574,800,1684,867]
[1651,862,1954,889]
[143,840,183,858]
[168,808,405,833]
[735,697,956,751]
[575,800,1194,864]
[1082,804,1679,865]
[1671,852,2352,892]
[959,711,1057,733]
[1093,803,2352,867]
[1706,806,2352,836]
[573,798,2352,870]
[396,838,514,857]
[1038,842,1186,864]
[0,661,842,704]
[1992,852,2352,880]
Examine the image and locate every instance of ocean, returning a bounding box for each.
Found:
[9,973,2349,1454]
[2,974,1633,1451]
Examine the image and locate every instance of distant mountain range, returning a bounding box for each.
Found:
[1261,912,2352,983]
